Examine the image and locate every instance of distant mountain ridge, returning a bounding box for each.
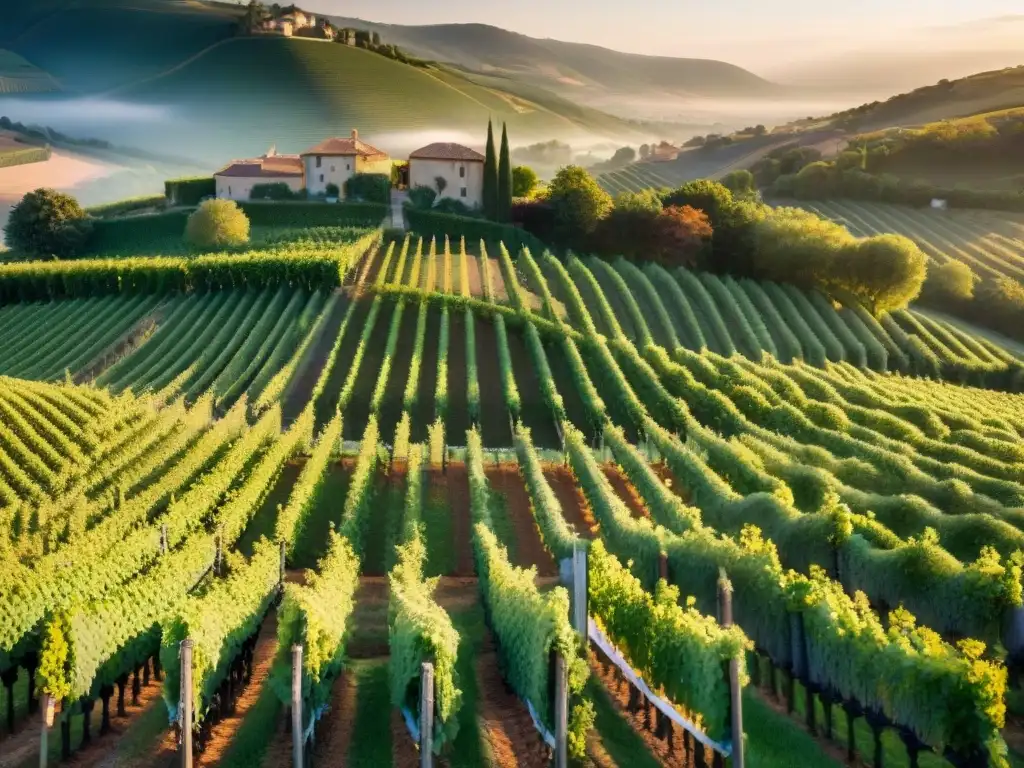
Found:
[322,18,776,100]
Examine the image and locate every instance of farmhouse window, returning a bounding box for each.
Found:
[228,186,232,196]
[320,174,324,183]
[459,166,466,178]
[460,187,467,198]
[316,157,322,168]
[346,163,351,171]
[331,165,335,172]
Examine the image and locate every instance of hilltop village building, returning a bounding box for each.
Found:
[408,142,486,208]
[214,133,488,211]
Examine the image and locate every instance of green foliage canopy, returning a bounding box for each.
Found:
[185,199,250,249]
[4,188,93,259]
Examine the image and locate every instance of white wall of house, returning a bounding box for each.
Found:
[304,155,392,197]
[408,159,483,208]
[304,155,356,196]
[215,175,304,201]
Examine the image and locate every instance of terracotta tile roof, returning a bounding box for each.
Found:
[214,154,303,178]
[301,136,388,159]
[409,143,485,162]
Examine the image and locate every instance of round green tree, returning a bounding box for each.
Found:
[185,199,250,249]
[547,165,612,245]
[512,165,539,198]
[3,188,93,259]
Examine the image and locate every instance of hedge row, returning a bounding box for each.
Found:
[165,177,214,206]
[0,146,51,168]
[0,231,379,301]
[238,200,387,228]
[85,195,166,219]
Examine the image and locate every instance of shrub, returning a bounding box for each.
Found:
[924,261,977,302]
[324,182,340,198]
[4,188,93,259]
[164,176,214,206]
[237,201,386,228]
[250,182,299,201]
[433,198,477,217]
[185,199,250,249]
[344,173,390,204]
[407,185,437,210]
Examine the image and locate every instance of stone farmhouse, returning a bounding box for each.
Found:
[213,132,489,211]
[213,130,391,201]
[303,131,391,196]
[408,143,485,208]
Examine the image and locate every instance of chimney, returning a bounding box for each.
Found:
[351,129,359,140]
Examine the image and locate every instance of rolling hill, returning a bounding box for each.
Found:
[2,0,242,93]
[94,37,643,164]
[323,18,776,102]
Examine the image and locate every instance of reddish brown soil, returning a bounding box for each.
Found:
[432,577,482,612]
[650,462,691,504]
[476,633,552,768]
[309,671,357,768]
[464,254,485,299]
[194,611,280,767]
[432,466,475,577]
[542,464,599,539]
[589,654,707,768]
[391,707,420,768]
[485,466,557,577]
[347,578,390,660]
[601,465,650,521]
[0,664,169,768]
[486,257,510,302]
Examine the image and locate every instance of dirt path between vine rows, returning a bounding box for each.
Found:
[485,465,557,577]
[475,632,552,768]
[0,665,168,768]
[193,610,279,767]
[543,464,598,539]
[601,465,650,521]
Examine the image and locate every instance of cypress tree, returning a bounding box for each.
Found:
[498,122,513,222]
[483,120,498,220]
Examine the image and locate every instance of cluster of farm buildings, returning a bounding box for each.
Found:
[256,8,360,45]
[213,130,486,206]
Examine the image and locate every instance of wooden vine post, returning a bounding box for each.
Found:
[291,645,303,768]
[718,573,745,768]
[39,693,56,768]
[420,662,434,768]
[555,652,568,768]
[572,544,588,639]
[180,638,194,768]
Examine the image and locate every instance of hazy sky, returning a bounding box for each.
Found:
[297,0,1022,69]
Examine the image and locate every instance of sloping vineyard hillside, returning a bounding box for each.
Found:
[2,221,1024,768]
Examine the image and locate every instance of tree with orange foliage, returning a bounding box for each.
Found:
[649,205,713,267]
